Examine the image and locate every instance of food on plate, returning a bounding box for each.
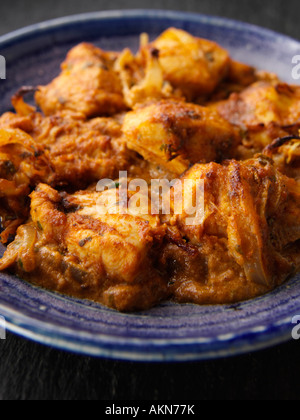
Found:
[0,128,54,242]
[0,28,299,311]
[35,43,127,117]
[211,81,300,158]
[123,99,240,174]
[149,28,230,100]
[0,183,168,311]
[163,156,300,305]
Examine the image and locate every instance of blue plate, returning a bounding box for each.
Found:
[0,10,299,361]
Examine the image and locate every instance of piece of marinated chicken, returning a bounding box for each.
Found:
[0,183,168,311]
[161,156,300,305]
[0,97,134,241]
[123,99,240,175]
[31,113,131,188]
[263,135,300,180]
[207,60,261,102]
[115,28,231,107]
[115,42,179,108]
[35,43,127,117]
[150,28,230,100]
[0,102,132,189]
[212,81,300,158]
[0,128,54,242]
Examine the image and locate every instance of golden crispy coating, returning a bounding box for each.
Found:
[163,157,300,304]
[123,99,240,174]
[0,183,168,311]
[150,28,230,100]
[35,43,127,117]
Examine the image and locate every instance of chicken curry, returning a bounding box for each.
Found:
[0,28,299,311]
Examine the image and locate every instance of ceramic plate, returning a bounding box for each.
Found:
[0,10,299,361]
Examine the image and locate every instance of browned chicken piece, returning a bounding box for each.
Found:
[0,128,54,242]
[123,99,240,175]
[209,62,282,103]
[150,28,230,101]
[161,156,300,305]
[0,104,132,190]
[116,33,272,108]
[0,96,134,241]
[212,81,300,158]
[0,110,35,133]
[216,82,300,127]
[207,60,258,102]
[116,29,238,107]
[0,183,168,311]
[263,135,300,180]
[227,60,257,87]
[115,43,178,108]
[31,113,131,188]
[35,43,127,117]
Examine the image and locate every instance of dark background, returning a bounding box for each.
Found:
[0,0,300,401]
